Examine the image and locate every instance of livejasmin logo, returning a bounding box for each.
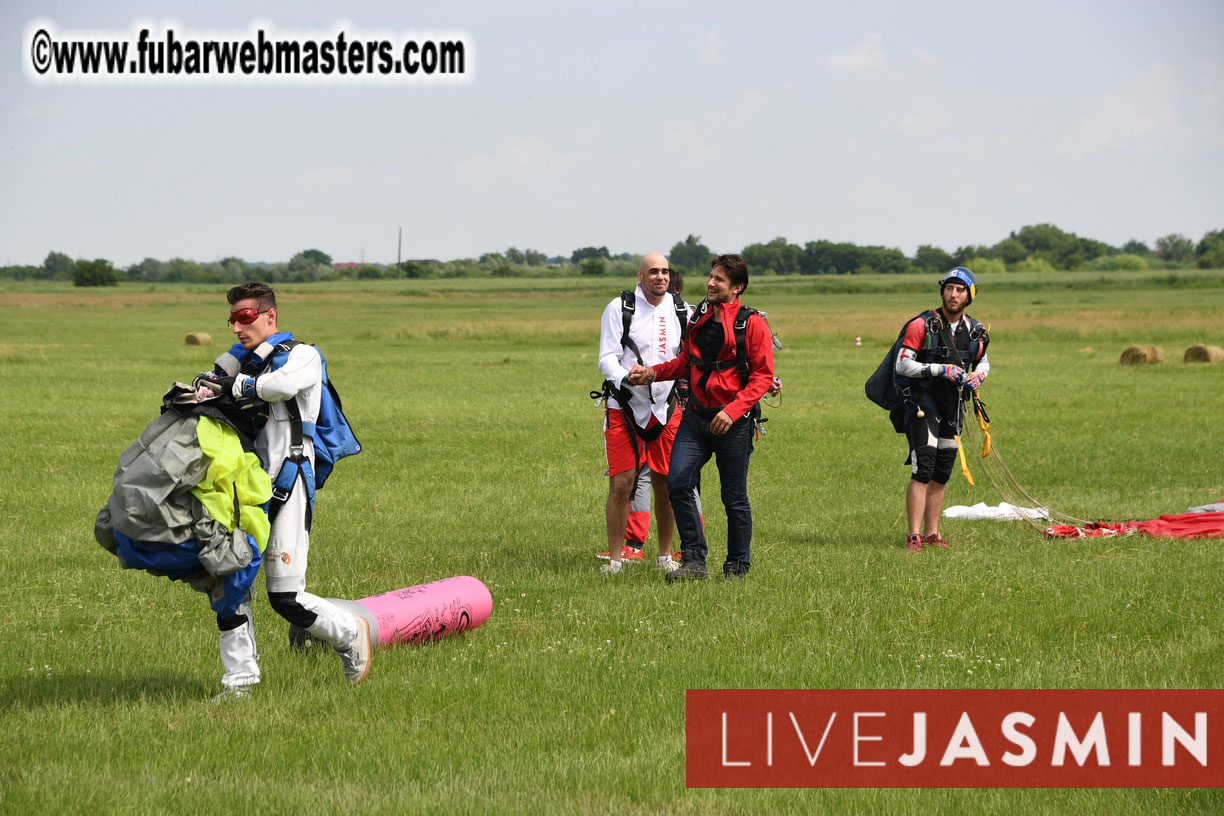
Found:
[685,689,1224,788]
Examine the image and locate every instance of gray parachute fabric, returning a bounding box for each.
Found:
[94,384,266,616]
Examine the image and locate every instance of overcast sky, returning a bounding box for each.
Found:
[3,0,1222,267]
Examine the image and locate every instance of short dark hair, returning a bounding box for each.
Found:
[712,253,749,295]
[668,268,684,296]
[226,281,277,310]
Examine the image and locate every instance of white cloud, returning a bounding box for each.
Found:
[1056,62,1188,159]
[698,30,722,67]
[662,117,719,166]
[898,99,949,139]
[823,33,888,73]
[910,48,942,69]
[455,137,573,184]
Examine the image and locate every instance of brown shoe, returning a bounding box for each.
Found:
[923,533,949,548]
[906,534,923,552]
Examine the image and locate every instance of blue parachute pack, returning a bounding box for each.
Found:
[230,331,361,521]
[111,527,261,619]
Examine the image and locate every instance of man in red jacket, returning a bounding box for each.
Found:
[628,254,775,581]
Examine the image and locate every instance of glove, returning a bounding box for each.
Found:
[962,371,984,392]
[231,374,257,399]
[193,370,219,389]
[937,364,965,383]
[193,371,231,399]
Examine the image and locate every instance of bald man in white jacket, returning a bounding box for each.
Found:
[597,253,685,574]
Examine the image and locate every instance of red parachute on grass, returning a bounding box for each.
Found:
[955,396,1224,541]
[1045,510,1224,540]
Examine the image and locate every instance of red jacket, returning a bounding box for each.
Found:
[651,298,775,422]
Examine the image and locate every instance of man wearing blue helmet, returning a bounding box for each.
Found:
[890,267,990,552]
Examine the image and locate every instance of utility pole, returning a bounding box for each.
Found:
[397,226,403,280]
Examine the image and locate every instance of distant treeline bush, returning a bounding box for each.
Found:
[4,225,1222,286]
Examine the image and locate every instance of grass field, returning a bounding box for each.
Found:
[1,271,1222,814]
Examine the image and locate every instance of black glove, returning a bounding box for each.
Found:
[192,370,218,389]
[193,372,234,397]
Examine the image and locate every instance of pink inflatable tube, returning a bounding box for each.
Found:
[328,576,493,649]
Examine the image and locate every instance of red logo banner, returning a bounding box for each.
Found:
[685,689,1224,788]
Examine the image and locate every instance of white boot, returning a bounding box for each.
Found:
[217,619,260,698]
[299,592,358,649]
[337,617,372,683]
[297,594,371,683]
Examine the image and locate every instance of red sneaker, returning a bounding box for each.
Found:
[906,534,923,552]
[923,533,949,548]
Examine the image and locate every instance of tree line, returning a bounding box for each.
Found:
[3,224,1222,286]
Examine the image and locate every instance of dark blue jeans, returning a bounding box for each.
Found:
[666,409,755,569]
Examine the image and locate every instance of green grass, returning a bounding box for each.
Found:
[1,275,1222,814]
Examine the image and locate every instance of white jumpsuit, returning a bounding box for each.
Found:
[213,338,359,689]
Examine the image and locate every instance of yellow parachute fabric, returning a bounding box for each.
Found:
[955,434,974,486]
[190,416,272,552]
[975,399,992,458]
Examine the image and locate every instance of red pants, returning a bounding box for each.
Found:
[604,407,681,477]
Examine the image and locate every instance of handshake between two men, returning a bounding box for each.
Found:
[625,364,654,387]
[625,364,766,437]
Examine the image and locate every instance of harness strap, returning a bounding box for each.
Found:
[246,339,314,501]
[674,296,689,346]
[690,304,756,391]
[899,311,987,421]
[733,307,753,387]
[933,315,976,486]
[267,458,315,530]
[693,359,737,372]
[600,381,676,438]
[599,378,674,501]
[916,313,986,368]
[618,290,655,406]
[619,291,645,363]
[283,393,308,462]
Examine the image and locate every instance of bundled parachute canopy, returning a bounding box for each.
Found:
[1045,513,1224,540]
[94,384,272,618]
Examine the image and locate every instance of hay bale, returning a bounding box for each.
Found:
[1119,345,1163,365]
[1184,344,1224,363]
[185,332,213,346]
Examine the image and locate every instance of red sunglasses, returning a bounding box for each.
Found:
[228,307,270,326]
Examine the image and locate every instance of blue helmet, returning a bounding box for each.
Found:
[939,267,977,304]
